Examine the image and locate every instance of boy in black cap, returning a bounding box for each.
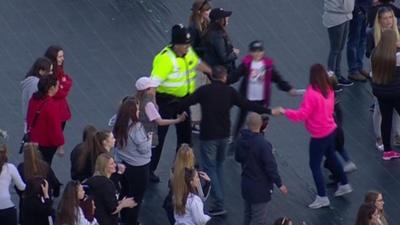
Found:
[230,40,299,138]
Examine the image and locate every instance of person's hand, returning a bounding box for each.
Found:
[56,145,65,157]
[198,171,211,182]
[177,112,188,123]
[271,107,284,116]
[117,163,126,174]
[41,179,50,198]
[121,197,137,208]
[288,88,301,97]
[279,185,288,195]
[233,48,240,55]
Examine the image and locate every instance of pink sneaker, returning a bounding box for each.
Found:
[382,150,400,160]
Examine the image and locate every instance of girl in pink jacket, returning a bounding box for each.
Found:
[276,64,352,209]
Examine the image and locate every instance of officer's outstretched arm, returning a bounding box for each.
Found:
[196,61,212,77]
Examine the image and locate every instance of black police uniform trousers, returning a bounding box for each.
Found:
[150,93,192,173]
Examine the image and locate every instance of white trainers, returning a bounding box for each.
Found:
[334,184,353,197]
[376,142,384,151]
[308,196,330,209]
[343,161,357,173]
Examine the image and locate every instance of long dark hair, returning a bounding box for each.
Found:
[90,130,112,173]
[0,147,7,174]
[189,0,211,33]
[355,203,377,225]
[44,45,63,72]
[113,97,139,149]
[309,63,332,98]
[23,176,47,199]
[372,29,397,85]
[57,181,80,225]
[25,57,52,78]
[23,143,49,182]
[76,125,97,174]
[32,75,58,99]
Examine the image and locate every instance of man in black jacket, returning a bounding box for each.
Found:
[235,112,287,225]
[179,66,274,216]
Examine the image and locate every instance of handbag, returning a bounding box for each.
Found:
[19,100,48,153]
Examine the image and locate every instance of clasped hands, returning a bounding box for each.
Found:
[271,107,285,116]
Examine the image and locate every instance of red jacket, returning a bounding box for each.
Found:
[27,95,64,147]
[54,65,72,122]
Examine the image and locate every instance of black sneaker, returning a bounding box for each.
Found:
[208,209,227,216]
[149,172,160,183]
[337,76,354,87]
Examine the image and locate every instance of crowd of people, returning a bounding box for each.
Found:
[0,0,400,224]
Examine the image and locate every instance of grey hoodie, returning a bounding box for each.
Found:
[322,0,355,28]
[21,76,39,121]
[115,122,152,166]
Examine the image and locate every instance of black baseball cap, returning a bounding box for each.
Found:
[249,40,264,52]
[209,8,232,22]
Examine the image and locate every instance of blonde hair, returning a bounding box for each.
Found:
[93,153,114,177]
[172,144,196,215]
[373,7,400,45]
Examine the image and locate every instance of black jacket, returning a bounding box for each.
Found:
[202,27,237,73]
[21,196,53,225]
[179,80,271,140]
[372,67,400,98]
[235,129,282,203]
[70,143,92,181]
[188,21,206,58]
[86,176,119,225]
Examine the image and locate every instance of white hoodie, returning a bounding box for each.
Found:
[21,76,39,122]
[322,0,355,28]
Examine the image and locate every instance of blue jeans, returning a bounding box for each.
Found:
[346,8,367,74]
[309,130,348,197]
[200,138,229,210]
[327,21,350,77]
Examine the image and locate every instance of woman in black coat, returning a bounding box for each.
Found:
[202,7,239,75]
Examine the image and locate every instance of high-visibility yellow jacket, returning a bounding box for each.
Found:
[151,45,200,97]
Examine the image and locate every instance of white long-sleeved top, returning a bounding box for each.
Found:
[174,193,211,225]
[0,163,26,209]
[77,207,98,225]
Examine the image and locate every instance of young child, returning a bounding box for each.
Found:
[230,40,298,137]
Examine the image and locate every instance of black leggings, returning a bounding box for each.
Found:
[0,207,17,225]
[377,96,400,151]
[38,146,58,166]
[120,162,150,225]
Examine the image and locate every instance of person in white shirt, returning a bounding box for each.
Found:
[173,168,211,225]
[57,180,98,225]
[0,129,26,225]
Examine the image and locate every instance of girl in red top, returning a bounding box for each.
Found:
[27,75,64,166]
[44,45,73,131]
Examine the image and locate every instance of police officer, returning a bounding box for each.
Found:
[150,24,211,182]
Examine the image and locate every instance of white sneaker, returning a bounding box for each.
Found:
[343,161,357,173]
[334,184,353,197]
[376,142,384,151]
[308,196,330,209]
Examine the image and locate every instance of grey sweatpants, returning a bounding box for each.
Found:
[244,201,269,225]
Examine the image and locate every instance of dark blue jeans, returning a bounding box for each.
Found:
[200,138,229,210]
[309,130,348,197]
[346,8,367,74]
[327,21,350,77]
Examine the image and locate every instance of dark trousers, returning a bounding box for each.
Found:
[309,130,348,197]
[150,94,192,172]
[234,100,264,138]
[120,162,150,225]
[0,207,17,225]
[38,146,57,166]
[377,96,400,151]
[327,21,350,77]
[346,7,367,74]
